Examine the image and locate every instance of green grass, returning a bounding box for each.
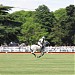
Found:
[0,53,74,75]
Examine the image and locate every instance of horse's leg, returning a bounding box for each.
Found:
[41,51,44,56]
[30,46,36,57]
[37,50,44,58]
[31,52,36,57]
[31,49,36,57]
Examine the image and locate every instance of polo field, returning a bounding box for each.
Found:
[0,53,74,75]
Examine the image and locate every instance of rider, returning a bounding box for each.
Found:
[38,36,45,50]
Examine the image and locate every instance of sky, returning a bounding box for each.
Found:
[0,0,75,13]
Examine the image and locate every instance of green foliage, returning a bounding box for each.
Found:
[0,4,13,15]
[49,24,63,45]
[59,5,75,45]
[0,4,75,46]
[66,5,75,16]
[54,8,66,20]
[34,5,58,45]
[20,17,48,44]
[0,4,22,44]
[35,5,56,32]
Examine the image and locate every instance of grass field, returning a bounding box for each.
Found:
[0,53,75,75]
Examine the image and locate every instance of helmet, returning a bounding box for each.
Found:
[42,36,45,39]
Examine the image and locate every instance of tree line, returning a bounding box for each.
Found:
[0,4,75,46]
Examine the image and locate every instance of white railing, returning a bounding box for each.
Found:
[44,46,75,52]
[0,46,75,52]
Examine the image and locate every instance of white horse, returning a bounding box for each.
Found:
[27,36,49,58]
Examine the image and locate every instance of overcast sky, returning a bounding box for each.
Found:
[0,0,74,13]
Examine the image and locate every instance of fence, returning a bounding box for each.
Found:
[0,46,75,52]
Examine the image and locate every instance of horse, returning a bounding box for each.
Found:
[27,36,49,58]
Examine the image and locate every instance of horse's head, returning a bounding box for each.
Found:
[43,41,50,47]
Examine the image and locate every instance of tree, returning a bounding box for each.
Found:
[49,23,64,46]
[10,10,36,44]
[59,5,75,45]
[0,4,13,15]
[0,4,13,45]
[66,5,75,16]
[35,5,56,32]
[9,10,34,23]
[0,4,22,45]
[34,5,58,45]
[50,5,75,46]
[20,17,48,44]
[65,5,75,45]
[54,8,66,20]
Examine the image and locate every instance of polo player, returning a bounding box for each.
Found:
[38,36,45,50]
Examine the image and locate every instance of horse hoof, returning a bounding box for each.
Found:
[35,55,36,57]
[37,56,41,58]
